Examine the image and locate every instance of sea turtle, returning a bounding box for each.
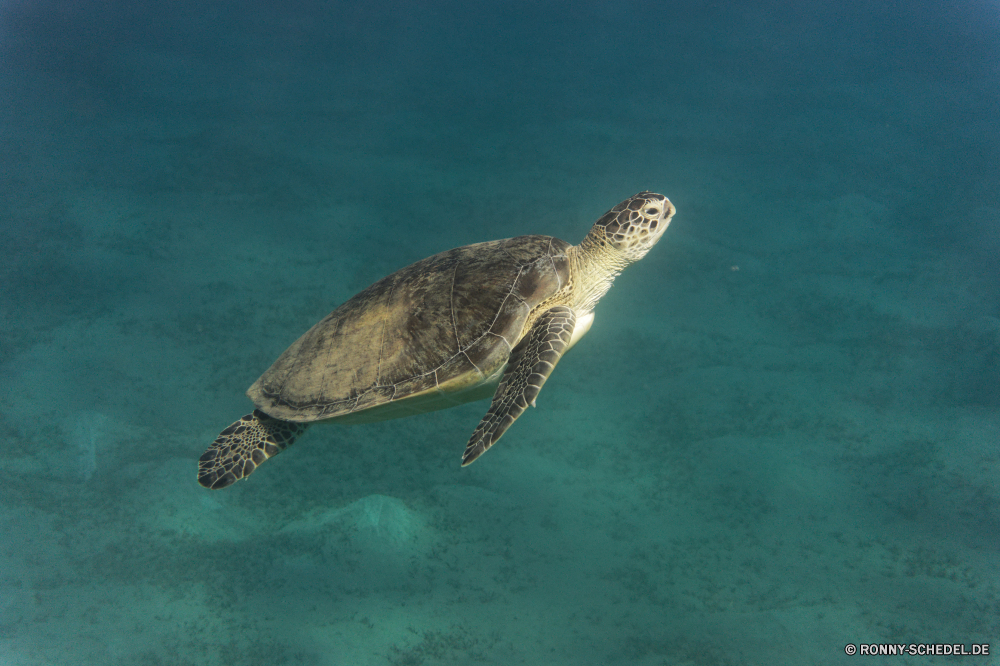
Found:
[198,191,675,489]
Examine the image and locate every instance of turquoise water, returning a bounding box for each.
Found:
[2,1,998,664]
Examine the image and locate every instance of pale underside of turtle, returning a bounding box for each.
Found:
[198,192,675,489]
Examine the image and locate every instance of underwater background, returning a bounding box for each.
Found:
[2,0,999,664]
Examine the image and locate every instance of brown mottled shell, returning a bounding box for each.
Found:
[248,235,572,423]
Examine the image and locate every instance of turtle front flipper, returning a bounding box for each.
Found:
[462,306,577,466]
[198,410,308,489]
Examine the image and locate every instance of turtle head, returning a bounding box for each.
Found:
[586,191,675,262]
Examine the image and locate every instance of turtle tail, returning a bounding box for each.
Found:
[198,410,308,489]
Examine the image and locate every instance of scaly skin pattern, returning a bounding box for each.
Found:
[198,410,307,489]
[462,305,577,465]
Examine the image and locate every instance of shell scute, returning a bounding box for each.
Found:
[465,333,513,376]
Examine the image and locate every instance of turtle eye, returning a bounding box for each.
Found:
[644,207,659,216]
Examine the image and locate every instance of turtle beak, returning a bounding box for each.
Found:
[662,198,676,224]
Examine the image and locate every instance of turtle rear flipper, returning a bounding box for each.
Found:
[462,306,576,465]
[198,411,307,489]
